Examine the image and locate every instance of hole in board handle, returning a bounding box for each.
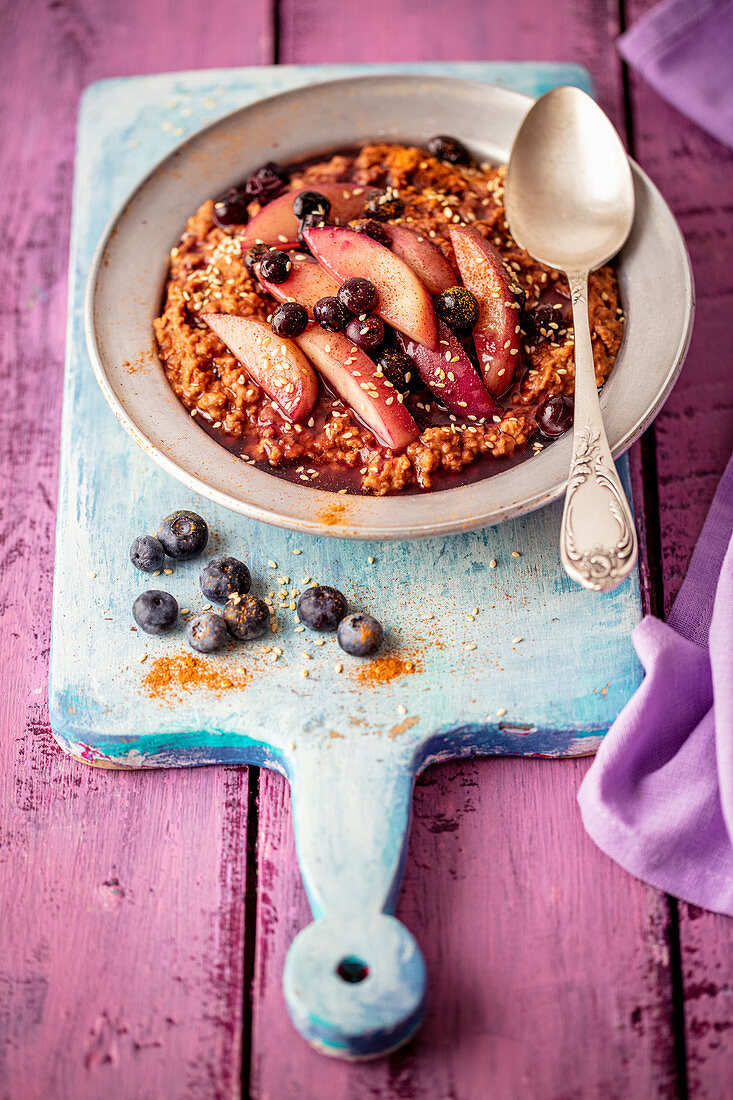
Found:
[336,956,370,983]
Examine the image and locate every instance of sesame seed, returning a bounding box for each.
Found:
[512,551,521,558]
[497,707,507,717]
[465,643,477,651]
[164,569,174,575]
[87,571,97,579]
[152,570,161,577]
[367,556,374,564]
[490,559,497,568]
[334,663,343,673]
[301,669,309,678]
[139,653,147,663]
[512,637,523,644]
[291,549,302,555]
[295,625,305,632]
[268,561,278,569]
[397,704,407,715]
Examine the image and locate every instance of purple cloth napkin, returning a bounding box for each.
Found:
[617,0,733,150]
[578,451,733,916]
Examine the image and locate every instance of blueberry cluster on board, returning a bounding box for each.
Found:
[130,510,383,658]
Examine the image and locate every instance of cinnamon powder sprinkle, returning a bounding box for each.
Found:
[355,653,421,685]
[143,652,249,699]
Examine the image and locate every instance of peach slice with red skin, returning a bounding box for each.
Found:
[202,313,318,423]
[379,224,456,296]
[295,326,419,452]
[241,184,370,250]
[303,225,438,350]
[448,225,525,397]
[397,321,501,421]
[257,258,340,317]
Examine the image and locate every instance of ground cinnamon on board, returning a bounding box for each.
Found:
[143,652,249,699]
[355,653,421,685]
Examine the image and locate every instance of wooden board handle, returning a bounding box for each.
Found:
[282,739,426,1058]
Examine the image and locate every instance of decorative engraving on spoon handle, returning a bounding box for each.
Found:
[560,272,638,592]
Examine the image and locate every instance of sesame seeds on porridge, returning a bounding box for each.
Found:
[153,140,624,496]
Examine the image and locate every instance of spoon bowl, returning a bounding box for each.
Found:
[506,86,638,592]
[505,86,635,273]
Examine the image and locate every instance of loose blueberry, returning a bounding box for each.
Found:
[377,349,414,391]
[436,286,479,333]
[186,611,229,653]
[243,242,269,273]
[271,302,309,337]
[244,161,288,204]
[337,278,378,315]
[213,186,249,228]
[199,556,252,605]
[314,296,351,332]
[297,585,348,632]
[292,190,331,220]
[157,510,209,560]
[259,249,292,285]
[345,314,384,351]
[337,612,384,656]
[426,135,472,166]
[537,395,574,439]
[132,590,179,635]
[364,189,404,221]
[223,594,270,641]
[130,535,165,574]
[350,218,393,249]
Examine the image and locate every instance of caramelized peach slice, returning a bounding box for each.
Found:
[380,224,456,295]
[295,326,419,451]
[448,225,525,396]
[397,321,501,421]
[303,225,438,350]
[257,258,340,317]
[202,313,318,423]
[241,184,369,250]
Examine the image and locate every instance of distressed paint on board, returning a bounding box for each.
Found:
[51,63,645,1056]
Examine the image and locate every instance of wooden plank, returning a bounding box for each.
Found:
[624,1,733,1094]
[248,8,680,1094]
[0,2,271,1097]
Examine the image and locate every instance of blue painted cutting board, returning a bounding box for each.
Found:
[51,62,643,1059]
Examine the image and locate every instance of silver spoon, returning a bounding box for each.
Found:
[505,86,637,592]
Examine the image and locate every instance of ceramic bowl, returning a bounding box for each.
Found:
[85,74,694,540]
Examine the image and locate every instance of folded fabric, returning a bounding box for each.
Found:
[617,0,733,150]
[578,451,733,916]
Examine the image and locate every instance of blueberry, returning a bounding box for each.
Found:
[132,590,179,635]
[314,296,351,332]
[297,585,348,632]
[364,189,404,221]
[244,161,288,204]
[337,612,384,656]
[426,135,472,166]
[292,190,331,220]
[223,594,270,641]
[213,186,250,228]
[537,395,574,439]
[377,349,414,391]
[130,535,165,573]
[259,249,292,285]
[157,510,209,560]
[524,304,564,344]
[350,218,392,249]
[345,314,384,351]
[271,302,308,337]
[337,278,377,315]
[436,286,479,333]
[243,242,269,273]
[199,556,252,605]
[187,611,229,653]
[297,211,327,247]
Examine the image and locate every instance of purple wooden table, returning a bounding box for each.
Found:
[1,1,731,1096]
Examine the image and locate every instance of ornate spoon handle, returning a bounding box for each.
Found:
[559,270,638,592]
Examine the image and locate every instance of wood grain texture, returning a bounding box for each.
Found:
[246,2,681,1094]
[0,2,271,1097]
[625,1,733,1094]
